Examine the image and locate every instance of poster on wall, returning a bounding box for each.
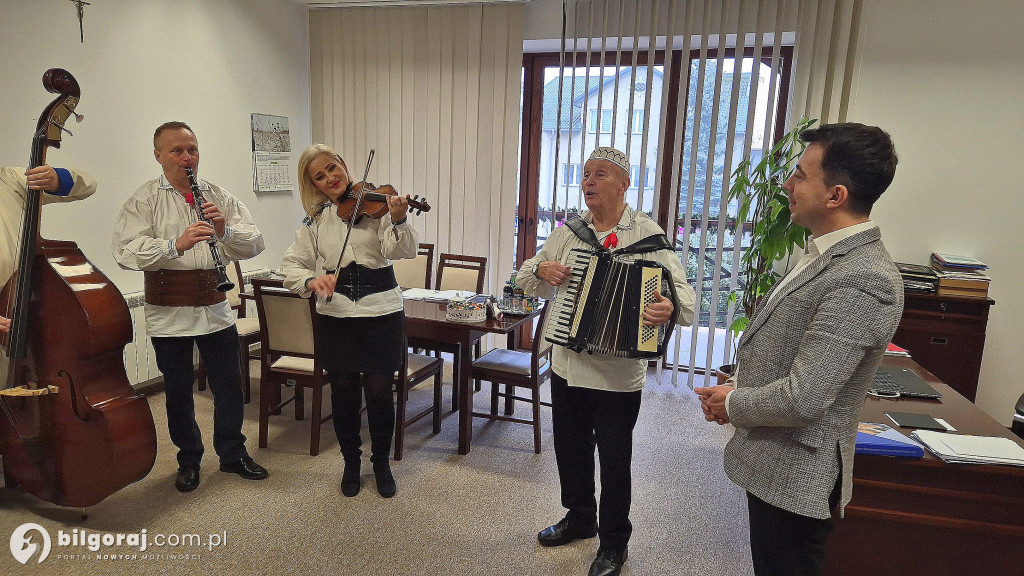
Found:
[251,113,291,193]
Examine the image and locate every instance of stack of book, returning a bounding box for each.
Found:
[930,253,990,298]
[895,262,938,293]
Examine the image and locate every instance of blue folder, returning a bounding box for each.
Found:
[855,423,925,458]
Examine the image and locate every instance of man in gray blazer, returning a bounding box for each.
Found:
[695,122,904,576]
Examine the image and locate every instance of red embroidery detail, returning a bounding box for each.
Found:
[603,232,618,249]
[184,192,195,205]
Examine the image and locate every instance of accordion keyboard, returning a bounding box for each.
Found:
[544,249,592,348]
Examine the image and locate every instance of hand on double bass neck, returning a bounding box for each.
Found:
[0,316,10,333]
[23,165,61,192]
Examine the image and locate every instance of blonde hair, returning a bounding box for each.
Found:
[297,143,350,218]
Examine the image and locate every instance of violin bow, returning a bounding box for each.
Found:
[325,149,374,303]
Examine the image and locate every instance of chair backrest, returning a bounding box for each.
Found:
[225,261,244,311]
[254,284,317,359]
[393,243,434,289]
[532,301,554,360]
[436,253,486,293]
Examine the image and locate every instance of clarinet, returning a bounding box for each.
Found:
[183,166,235,292]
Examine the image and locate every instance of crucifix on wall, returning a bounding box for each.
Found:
[68,0,91,43]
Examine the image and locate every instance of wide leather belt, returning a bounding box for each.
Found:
[144,269,228,307]
[329,263,398,302]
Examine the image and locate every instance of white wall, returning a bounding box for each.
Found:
[850,0,1024,423]
[0,0,311,292]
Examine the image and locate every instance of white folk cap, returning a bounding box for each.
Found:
[587,147,630,175]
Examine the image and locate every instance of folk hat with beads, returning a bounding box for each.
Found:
[587,147,630,176]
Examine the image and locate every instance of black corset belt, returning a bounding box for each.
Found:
[327,262,398,302]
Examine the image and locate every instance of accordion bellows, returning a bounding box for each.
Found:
[544,248,678,359]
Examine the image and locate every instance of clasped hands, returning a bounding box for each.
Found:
[534,260,674,327]
[693,384,732,425]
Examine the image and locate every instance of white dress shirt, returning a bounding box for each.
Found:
[280,206,419,318]
[111,175,265,337]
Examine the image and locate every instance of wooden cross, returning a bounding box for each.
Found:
[68,0,91,43]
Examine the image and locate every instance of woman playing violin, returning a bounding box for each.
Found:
[281,143,418,498]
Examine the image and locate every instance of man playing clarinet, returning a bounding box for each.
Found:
[112,121,268,492]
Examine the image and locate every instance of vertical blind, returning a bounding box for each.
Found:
[550,0,863,387]
[310,3,525,294]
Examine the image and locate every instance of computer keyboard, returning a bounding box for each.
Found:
[868,369,903,397]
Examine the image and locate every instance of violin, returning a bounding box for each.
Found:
[337,180,431,224]
[0,69,157,508]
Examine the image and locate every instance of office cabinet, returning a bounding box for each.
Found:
[892,292,994,402]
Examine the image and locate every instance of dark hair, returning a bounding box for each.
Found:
[798,122,898,215]
[153,121,195,148]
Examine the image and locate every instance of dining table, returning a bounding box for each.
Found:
[404,298,542,455]
[240,278,543,455]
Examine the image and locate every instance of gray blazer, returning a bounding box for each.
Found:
[724,227,904,519]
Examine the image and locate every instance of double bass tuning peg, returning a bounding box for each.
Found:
[49,119,74,137]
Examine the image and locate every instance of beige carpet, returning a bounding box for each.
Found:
[0,363,753,575]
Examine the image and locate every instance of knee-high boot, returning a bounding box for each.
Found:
[366,392,397,497]
[330,376,364,463]
[366,396,395,465]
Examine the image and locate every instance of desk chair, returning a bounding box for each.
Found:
[254,284,332,456]
[394,243,434,290]
[394,341,445,461]
[436,253,486,293]
[196,261,260,403]
[420,253,488,410]
[469,302,552,453]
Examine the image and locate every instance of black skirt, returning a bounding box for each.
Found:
[315,311,405,375]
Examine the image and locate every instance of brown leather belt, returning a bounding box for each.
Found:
[144,269,228,307]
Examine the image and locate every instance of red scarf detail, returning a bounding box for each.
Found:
[603,232,618,249]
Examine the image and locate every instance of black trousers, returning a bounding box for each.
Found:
[152,325,248,468]
[746,479,841,576]
[550,372,642,553]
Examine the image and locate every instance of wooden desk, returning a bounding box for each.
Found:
[826,357,1024,575]
[404,299,541,455]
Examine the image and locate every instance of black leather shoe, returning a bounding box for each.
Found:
[588,547,627,576]
[537,517,598,547]
[373,463,396,498]
[341,462,361,497]
[174,466,200,492]
[219,456,269,480]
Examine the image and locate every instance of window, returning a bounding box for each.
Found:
[519,47,793,373]
[588,109,613,134]
[631,110,644,134]
[562,163,581,186]
[629,166,655,189]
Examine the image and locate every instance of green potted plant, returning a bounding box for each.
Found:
[716,116,817,383]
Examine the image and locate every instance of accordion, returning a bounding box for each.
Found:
[544,248,678,359]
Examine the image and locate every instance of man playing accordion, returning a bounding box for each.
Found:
[517,147,696,576]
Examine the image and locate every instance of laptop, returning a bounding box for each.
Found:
[868,366,943,399]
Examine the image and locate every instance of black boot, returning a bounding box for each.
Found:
[341,460,361,497]
[366,394,397,498]
[373,462,397,498]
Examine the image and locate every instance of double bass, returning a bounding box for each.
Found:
[0,69,157,507]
